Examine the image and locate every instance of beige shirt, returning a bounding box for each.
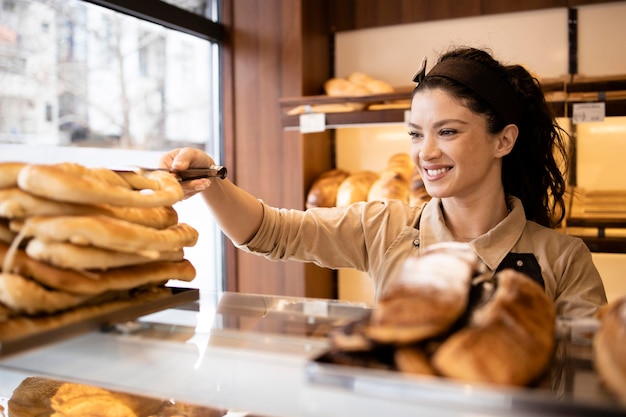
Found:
[238,196,607,318]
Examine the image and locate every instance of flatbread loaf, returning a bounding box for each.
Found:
[25,238,184,270]
[1,242,195,296]
[0,188,178,229]
[15,215,198,256]
[0,161,26,189]
[0,272,93,314]
[17,163,184,207]
[0,286,172,341]
[0,219,15,244]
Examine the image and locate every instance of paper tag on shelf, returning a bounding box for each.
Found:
[299,112,326,133]
[572,102,605,124]
[303,300,329,317]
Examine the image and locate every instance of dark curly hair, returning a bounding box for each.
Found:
[414,47,569,228]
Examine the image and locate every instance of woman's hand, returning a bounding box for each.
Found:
[159,147,215,199]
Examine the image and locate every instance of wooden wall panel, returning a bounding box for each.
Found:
[330,0,620,31]
[225,0,334,298]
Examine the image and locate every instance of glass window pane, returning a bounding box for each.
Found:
[0,0,218,152]
[160,0,219,20]
[0,0,223,293]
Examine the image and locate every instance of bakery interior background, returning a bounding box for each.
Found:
[0,1,625,302]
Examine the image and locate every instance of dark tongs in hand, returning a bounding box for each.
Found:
[115,165,227,182]
[167,165,227,182]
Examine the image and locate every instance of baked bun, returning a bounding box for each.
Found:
[347,72,394,94]
[594,295,626,403]
[367,242,481,344]
[431,269,556,386]
[385,153,415,183]
[367,153,414,203]
[306,169,350,209]
[367,171,410,203]
[8,376,226,417]
[409,167,430,207]
[336,170,380,207]
[323,78,370,97]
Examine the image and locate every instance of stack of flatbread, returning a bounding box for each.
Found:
[0,161,198,337]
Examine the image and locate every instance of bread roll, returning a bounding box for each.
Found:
[385,153,415,183]
[431,269,556,386]
[409,166,430,207]
[347,72,394,94]
[366,242,480,344]
[594,295,626,404]
[394,347,436,375]
[323,78,370,97]
[8,376,226,417]
[336,170,380,207]
[367,153,415,203]
[367,171,410,203]
[306,169,350,209]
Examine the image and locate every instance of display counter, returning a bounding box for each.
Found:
[0,291,624,417]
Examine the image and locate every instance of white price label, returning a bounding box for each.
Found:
[302,300,329,317]
[299,112,326,133]
[572,102,605,124]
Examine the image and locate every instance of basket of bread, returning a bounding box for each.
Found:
[0,161,201,354]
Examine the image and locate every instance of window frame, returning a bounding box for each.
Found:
[82,0,225,42]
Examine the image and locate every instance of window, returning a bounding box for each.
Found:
[0,0,225,292]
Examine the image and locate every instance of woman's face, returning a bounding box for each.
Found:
[409,88,503,200]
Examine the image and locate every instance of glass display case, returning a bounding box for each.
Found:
[0,291,624,417]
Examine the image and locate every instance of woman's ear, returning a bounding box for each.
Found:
[495,124,519,157]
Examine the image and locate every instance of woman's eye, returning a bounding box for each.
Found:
[408,131,423,141]
[439,128,456,136]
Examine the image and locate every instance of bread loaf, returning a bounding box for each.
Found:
[324,78,370,97]
[8,376,227,417]
[367,242,480,344]
[594,295,626,404]
[431,269,556,386]
[306,169,350,209]
[336,170,380,207]
[409,166,430,207]
[367,153,415,203]
[347,72,394,94]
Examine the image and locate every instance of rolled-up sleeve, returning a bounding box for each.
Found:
[235,200,420,273]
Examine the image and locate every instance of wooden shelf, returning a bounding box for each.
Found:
[280,75,626,131]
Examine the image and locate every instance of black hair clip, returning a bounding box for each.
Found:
[412,56,428,83]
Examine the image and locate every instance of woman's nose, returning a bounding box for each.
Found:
[418,135,440,160]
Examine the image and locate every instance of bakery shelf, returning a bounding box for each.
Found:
[279,75,626,131]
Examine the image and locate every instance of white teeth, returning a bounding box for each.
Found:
[426,167,449,176]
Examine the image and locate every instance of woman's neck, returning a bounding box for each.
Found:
[441,194,510,242]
